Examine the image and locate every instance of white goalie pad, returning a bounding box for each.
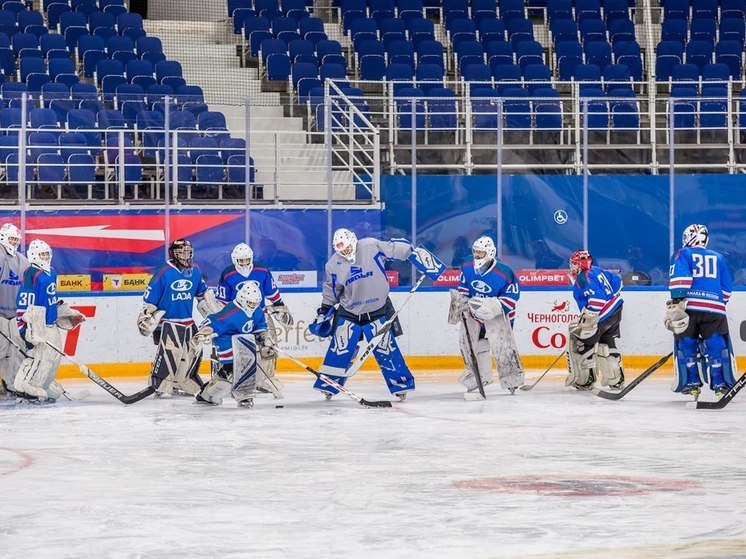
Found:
[468,297,504,322]
[231,334,258,403]
[565,335,596,389]
[595,344,624,387]
[152,322,201,396]
[197,289,224,319]
[448,290,469,325]
[257,314,284,398]
[0,316,24,388]
[483,314,523,391]
[458,313,493,390]
[14,326,63,400]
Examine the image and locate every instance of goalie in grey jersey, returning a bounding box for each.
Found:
[0,224,28,397]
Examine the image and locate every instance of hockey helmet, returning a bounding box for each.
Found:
[169,238,193,269]
[569,249,593,278]
[682,224,709,248]
[0,223,20,256]
[333,228,357,263]
[28,239,52,272]
[472,236,496,271]
[235,281,262,314]
[231,243,254,276]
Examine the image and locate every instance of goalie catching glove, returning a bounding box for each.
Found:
[189,325,216,352]
[137,304,165,336]
[569,309,599,339]
[447,290,470,325]
[256,333,277,359]
[56,300,86,330]
[268,302,294,326]
[664,298,689,334]
[197,289,224,318]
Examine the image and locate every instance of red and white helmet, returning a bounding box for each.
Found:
[472,236,496,271]
[333,228,357,263]
[682,224,708,248]
[235,281,262,314]
[569,249,593,278]
[0,223,20,256]
[231,243,254,276]
[28,239,52,272]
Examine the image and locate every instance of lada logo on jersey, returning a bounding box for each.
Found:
[171,279,193,292]
[470,280,492,294]
[0,269,20,286]
[46,283,57,295]
[346,265,373,285]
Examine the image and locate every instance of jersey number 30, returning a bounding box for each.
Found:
[692,254,718,279]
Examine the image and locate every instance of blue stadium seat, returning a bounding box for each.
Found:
[699,84,727,129]
[395,86,426,130]
[426,86,457,130]
[578,18,607,43]
[608,18,634,45]
[575,0,602,21]
[515,39,543,71]
[6,152,34,183]
[671,63,700,82]
[501,86,530,129]
[67,108,101,153]
[317,39,345,66]
[189,136,219,163]
[715,41,743,78]
[68,153,96,187]
[685,39,713,72]
[613,40,643,81]
[416,39,444,68]
[415,62,444,93]
[584,40,612,69]
[500,0,526,20]
[89,12,116,35]
[690,18,716,43]
[155,60,183,82]
[357,39,385,80]
[0,105,21,128]
[379,17,407,48]
[12,32,39,58]
[28,131,58,163]
[37,152,66,185]
[556,40,583,80]
[47,4,70,31]
[408,18,435,46]
[195,153,224,186]
[282,0,309,22]
[506,18,533,47]
[477,18,505,46]
[19,56,45,82]
[220,137,246,164]
[609,87,639,130]
[115,153,142,185]
[660,18,687,44]
[226,154,255,185]
[40,34,67,58]
[551,18,578,44]
[523,63,552,92]
[533,86,563,130]
[292,61,320,100]
[663,0,689,20]
[117,12,144,34]
[670,86,697,129]
[59,132,89,161]
[462,61,491,83]
[30,107,58,130]
[198,111,229,138]
[299,17,326,44]
[692,0,717,19]
[472,0,498,23]
[471,87,499,129]
[656,40,684,80]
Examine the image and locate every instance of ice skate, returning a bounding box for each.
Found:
[237,398,254,408]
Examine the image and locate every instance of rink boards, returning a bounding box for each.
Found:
[53,290,746,378]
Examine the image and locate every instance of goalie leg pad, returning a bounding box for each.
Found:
[595,343,624,388]
[0,316,24,389]
[484,315,524,391]
[566,336,596,389]
[672,336,703,392]
[231,334,258,404]
[150,322,192,395]
[458,316,492,390]
[702,332,735,390]
[371,322,415,394]
[257,314,283,397]
[318,316,364,378]
[196,377,232,405]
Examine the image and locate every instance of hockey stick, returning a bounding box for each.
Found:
[519,351,567,392]
[592,352,673,401]
[343,274,426,379]
[461,313,486,401]
[274,347,392,408]
[687,370,746,410]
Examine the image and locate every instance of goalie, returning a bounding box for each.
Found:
[192,282,273,408]
[0,224,28,398]
[566,250,625,391]
[216,243,293,398]
[448,236,524,394]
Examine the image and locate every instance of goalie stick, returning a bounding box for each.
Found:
[687,370,746,410]
[592,352,673,401]
[461,313,486,401]
[274,347,392,408]
[519,351,567,392]
[343,274,426,379]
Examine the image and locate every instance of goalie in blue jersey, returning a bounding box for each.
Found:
[665,224,735,397]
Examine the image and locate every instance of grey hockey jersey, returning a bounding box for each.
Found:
[0,249,29,319]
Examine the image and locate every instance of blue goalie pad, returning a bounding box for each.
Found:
[672,336,704,393]
[308,306,336,338]
[408,245,447,280]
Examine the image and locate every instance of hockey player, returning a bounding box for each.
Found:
[0,224,28,397]
[665,224,735,397]
[566,250,625,391]
[137,238,210,397]
[309,228,444,400]
[14,239,85,402]
[447,236,523,394]
[216,242,293,397]
[192,282,273,408]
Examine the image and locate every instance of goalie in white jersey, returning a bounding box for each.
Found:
[0,224,28,397]
[309,228,444,401]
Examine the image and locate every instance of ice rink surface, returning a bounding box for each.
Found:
[2,369,746,559]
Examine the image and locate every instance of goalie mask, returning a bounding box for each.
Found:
[232,243,254,276]
[472,236,496,272]
[682,224,708,248]
[0,223,20,256]
[169,238,193,269]
[333,228,357,263]
[235,281,262,315]
[28,239,52,272]
[569,249,593,280]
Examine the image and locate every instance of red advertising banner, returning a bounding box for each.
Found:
[517,269,571,287]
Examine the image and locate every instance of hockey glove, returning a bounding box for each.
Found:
[256,333,278,359]
[569,309,599,339]
[189,326,216,352]
[137,304,164,336]
[447,290,470,325]
[269,302,294,327]
[308,305,335,338]
[664,298,689,334]
[56,300,86,331]
[196,289,225,319]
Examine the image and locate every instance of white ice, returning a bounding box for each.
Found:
[1,370,746,559]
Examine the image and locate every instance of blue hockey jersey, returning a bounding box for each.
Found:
[668,247,732,315]
[201,302,267,364]
[216,265,281,308]
[572,265,623,322]
[458,259,520,324]
[143,262,207,326]
[16,265,58,330]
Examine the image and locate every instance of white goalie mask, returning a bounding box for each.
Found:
[472,236,496,272]
[235,281,262,315]
[0,223,21,256]
[231,243,254,276]
[28,239,52,272]
[682,224,709,248]
[333,228,357,263]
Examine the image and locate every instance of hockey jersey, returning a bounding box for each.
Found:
[458,259,520,324]
[668,246,732,315]
[16,265,58,329]
[572,265,623,322]
[0,249,28,319]
[143,262,207,326]
[322,238,413,315]
[216,264,282,308]
[201,302,267,363]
